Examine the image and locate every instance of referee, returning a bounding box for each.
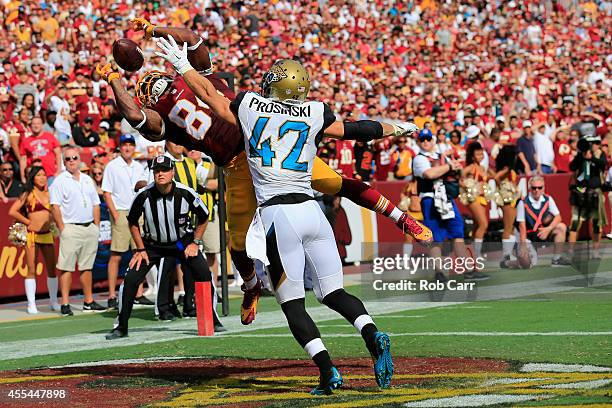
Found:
[106,155,224,340]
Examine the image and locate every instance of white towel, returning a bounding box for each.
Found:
[433,180,455,220]
[246,208,270,266]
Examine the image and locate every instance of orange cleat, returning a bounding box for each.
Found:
[240,279,263,325]
[396,213,433,243]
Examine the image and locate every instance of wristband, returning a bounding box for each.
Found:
[193,238,203,246]
[134,248,146,253]
[177,62,195,76]
[107,72,120,82]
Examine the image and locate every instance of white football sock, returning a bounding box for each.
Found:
[389,207,402,223]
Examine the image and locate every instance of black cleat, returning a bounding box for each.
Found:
[83,301,106,313]
[105,328,127,340]
[134,295,154,306]
[61,304,73,317]
[159,311,176,322]
[177,294,185,306]
[182,309,197,319]
[107,297,118,310]
[170,303,182,318]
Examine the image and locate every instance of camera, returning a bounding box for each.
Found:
[577,135,601,153]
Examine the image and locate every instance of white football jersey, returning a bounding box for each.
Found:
[232,92,336,205]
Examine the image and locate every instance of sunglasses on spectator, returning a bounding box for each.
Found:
[1,168,13,172]
[530,185,544,190]
[418,135,433,142]
[64,156,79,162]
[93,172,102,176]
[602,144,609,148]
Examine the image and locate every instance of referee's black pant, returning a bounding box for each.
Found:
[114,246,212,333]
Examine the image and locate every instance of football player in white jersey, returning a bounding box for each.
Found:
[155,36,411,394]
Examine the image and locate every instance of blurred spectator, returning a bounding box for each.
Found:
[373,138,395,181]
[73,116,100,147]
[552,125,574,173]
[19,116,61,185]
[48,85,73,145]
[335,139,355,177]
[101,134,148,309]
[392,136,414,180]
[516,121,540,176]
[0,161,24,199]
[50,147,104,316]
[74,83,102,130]
[8,166,58,314]
[353,141,374,181]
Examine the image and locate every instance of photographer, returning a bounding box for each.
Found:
[568,135,607,259]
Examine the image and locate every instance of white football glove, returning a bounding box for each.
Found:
[390,122,419,137]
[154,35,193,75]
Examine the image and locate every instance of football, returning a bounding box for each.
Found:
[112,39,144,72]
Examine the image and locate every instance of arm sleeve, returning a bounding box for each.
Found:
[127,191,147,226]
[229,91,248,115]
[412,155,431,178]
[342,120,384,142]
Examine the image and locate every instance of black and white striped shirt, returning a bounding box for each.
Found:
[127,181,209,248]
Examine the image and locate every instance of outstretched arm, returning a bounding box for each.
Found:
[130,18,212,73]
[323,120,418,141]
[154,36,236,125]
[96,63,165,141]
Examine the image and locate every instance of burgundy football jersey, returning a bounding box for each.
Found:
[152,74,244,166]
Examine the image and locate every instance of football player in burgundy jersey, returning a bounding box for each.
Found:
[97,19,432,326]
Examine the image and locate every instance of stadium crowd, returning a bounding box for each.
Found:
[0,0,610,309]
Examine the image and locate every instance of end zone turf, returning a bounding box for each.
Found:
[1,358,610,407]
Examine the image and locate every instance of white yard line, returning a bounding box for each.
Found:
[1,271,611,362]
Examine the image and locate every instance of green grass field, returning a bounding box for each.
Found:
[1,264,611,407]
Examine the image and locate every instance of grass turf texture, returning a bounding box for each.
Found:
[0,289,610,371]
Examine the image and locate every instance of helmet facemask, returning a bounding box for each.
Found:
[136,71,173,107]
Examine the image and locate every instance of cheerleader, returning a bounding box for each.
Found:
[495,145,522,265]
[8,167,58,314]
[459,142,495,259]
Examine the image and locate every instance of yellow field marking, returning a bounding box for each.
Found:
[0,374,86,384]
[145,369,612,407]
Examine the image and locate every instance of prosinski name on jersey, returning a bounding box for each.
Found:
[248,95,312,117]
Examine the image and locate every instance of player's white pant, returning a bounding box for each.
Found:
[260,200,343,304]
